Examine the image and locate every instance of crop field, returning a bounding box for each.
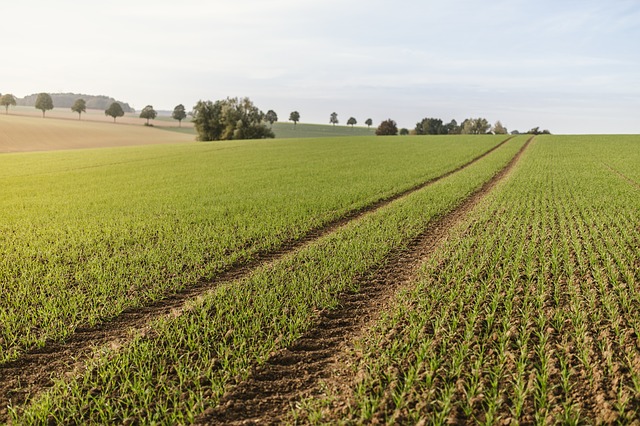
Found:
[295,135,640,424]
[0,114,193,153]
[1,133,638,425]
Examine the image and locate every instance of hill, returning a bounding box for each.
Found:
[0,113,192,153]
[159,121,377,139]
[16,93,134,113]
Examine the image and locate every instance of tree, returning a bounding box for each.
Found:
[330,112,338,126]
[0,94,16,114]
[461,117,490,134]
[347,117,357,127]
[172,104,187,127]
[527,127,551,135]
[376,119,398,136]
[399,128,409,135]
[105,102,124,122]
[365,118,373,128]
[492,120,508,134]
[35,93,54,118]
[139,105,157,125]
[444,119,460,134]
[265,110,278,127]
[415,117,446,135]
[289,111,300,127]
[71,98,86,120]
[191,97,274,141]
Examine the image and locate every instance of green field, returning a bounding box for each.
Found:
[298,135,640,424]
[157,121,377,139]
[2,134,639,424]
[0,135,506,364]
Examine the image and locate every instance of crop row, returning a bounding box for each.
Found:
[9,136,528,423]
[300,135,640,424]
[0,135,506,363]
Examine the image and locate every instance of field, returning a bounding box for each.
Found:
[0,132,639,424]
[0,113,193,152]
[4,106,376,140]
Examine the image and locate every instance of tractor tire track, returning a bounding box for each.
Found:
[195,136,534,425]
[0,137,513,420]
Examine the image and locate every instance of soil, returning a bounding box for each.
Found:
[193,137,534,425]
[0,137,515,421]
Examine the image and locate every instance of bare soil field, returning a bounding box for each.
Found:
[0,113,193,153]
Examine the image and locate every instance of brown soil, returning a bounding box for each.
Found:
[194,137,534,425]
[0,137,514,421]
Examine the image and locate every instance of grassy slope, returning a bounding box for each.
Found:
[0,135,506,363]
[0,113,192,153]
[157,121,376,138]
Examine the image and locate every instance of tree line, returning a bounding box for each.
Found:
[1,90,550,139]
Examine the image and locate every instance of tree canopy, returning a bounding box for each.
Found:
[35,93,54,117]
[376,119,398,136]
[0,94,16,114]
[347,117,357,127]
[71,99,86,119]
[365,118,373,128]
[172,104,187,127]
[330,112,338,126]
[492,120,508,135]
[527,127,551,135]
[191,97,274,141]
[461,118,491,134]
[289,111,300,127]
[415,117,446,135]
[265,110,278,127]
[139,105,157,125]
[105,102,125,122]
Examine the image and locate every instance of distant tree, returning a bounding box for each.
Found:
[172,104,187,127]
[289,111,300,127]
[0,94,16,114]
[376,119,398,136]
[265,109,278,127]
[35,93,54,118]
[105,102,125,122]
[330,112,338,126]
[347,117,357,127]
[461,117,490,134]
[511,130,520,135]
[191,97,274,141]
[399,128,409,135]
[71,98,86,120]
[527,127,551,135]
[443,119,459,134]
[492,120,508,134]
[139,105,157,126]
[415,117,446,135]
[365,118,373,128]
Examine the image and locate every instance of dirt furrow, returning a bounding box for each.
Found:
[195,136,534,425]
[0,138,513,419]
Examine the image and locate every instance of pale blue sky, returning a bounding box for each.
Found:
[2,0,639,133]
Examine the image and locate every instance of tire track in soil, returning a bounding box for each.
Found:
[195,136,534,425]
[0,137,513,421]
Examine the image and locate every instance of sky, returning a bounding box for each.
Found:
[2,0,639,134]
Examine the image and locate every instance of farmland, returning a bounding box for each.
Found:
[296,135,640,424]
[1,133,639,424]
[0,113,193,153]
[0,134,506,364]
